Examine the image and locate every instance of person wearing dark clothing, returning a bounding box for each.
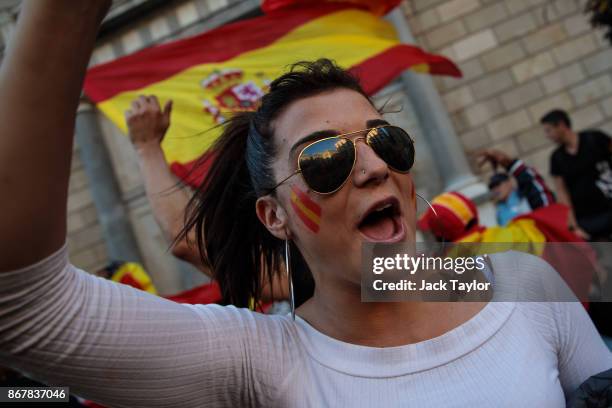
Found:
[542,109,612,342]
[567,368,612,407]
[541,109,612,240]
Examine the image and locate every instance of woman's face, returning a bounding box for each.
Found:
[259,88,416,288]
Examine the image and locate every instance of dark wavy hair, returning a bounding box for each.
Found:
[179,59,371,308]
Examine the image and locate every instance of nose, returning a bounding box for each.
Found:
[352,139,389,188]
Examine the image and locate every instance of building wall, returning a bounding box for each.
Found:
[403,0,612,184]
[67,143,109,273]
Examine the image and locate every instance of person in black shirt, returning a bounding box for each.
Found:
[541,109,612,241]
[542,110,612,341]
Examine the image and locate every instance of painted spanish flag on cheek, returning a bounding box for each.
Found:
[84,3,460,187]
[290,186,322,233]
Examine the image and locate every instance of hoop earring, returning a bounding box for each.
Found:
[415,192,446,249]
[415,192,438,218]
[285,240,296,320]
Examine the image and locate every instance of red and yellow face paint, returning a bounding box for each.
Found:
[290,186,322,233]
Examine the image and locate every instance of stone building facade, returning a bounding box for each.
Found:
[405,0,612,181]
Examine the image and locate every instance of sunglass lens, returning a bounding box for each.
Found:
[367,126,414,172]
[299,137,355,194]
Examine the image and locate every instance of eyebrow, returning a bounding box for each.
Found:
[289,119,391,157]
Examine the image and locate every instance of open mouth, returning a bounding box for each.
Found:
[357,197,406,243]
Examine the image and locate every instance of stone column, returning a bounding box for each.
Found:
[387,9,488,202]
[75,100,143,262]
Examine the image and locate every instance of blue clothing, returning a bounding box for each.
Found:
[494,160,556,226]
[496,190,531,226]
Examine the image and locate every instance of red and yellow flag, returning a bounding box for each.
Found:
[84,4,460,187]
[457,204,596,301]
[110,262,158,294]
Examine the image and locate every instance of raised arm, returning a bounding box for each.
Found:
[0,245,288,407]
[0,0,111,271]
[126,96,289,302]
[476,150,555,209]
[125,95,210,272]
[506,159,555,210]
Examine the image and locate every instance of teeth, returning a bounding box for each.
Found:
[375,203,392,212]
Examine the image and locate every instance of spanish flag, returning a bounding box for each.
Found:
[84,4,460,186]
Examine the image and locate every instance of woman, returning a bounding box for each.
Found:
[0,1,610,407]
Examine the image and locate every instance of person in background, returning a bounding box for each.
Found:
[476,149,555,226]
[125,94,289,304]
[541,109,612,241]
[541,109,612,344]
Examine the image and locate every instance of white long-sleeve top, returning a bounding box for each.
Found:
[0,244,610,408]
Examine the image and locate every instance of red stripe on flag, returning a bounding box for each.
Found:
[350,45,462,94]
[170,151,217,187]
[84,5,347,102]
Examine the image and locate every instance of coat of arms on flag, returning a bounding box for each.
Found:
[200,69,270,124]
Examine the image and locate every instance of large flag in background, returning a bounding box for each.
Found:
[84,3,461,187]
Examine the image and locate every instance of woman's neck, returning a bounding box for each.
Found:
[296,284,486,347]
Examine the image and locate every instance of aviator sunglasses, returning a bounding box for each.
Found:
[269,125,415,194]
